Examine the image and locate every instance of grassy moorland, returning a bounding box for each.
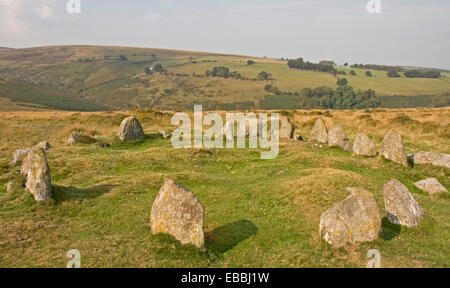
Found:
[0,46,449,111]
[0,108,448,267]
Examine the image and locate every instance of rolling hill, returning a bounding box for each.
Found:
[0,45,449,111]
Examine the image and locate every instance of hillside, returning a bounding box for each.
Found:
[0,45,449,111]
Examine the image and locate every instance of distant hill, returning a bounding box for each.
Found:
[0,45,449,111]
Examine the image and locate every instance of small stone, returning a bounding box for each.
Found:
[310,118,328,143]
[319,187,382,248]
[150,179,205,248]
[415,178,447,195]
[6,181,14,193]
[380,130,408,166]
[383,179,425,227]
[353,133,377,156]
[67,134,80,145]
[117,116,145,142]
[159,130,171,139]
[294,134,304,141]
[328,126,352,151]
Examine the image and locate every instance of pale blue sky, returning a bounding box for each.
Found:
[1,0,449,69]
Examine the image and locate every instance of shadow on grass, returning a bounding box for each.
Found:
[110,133,166,150]
[380,217,401,241]
[205,220,258,254]
[52,184,115,203]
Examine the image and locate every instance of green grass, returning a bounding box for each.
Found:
[0,110,448,267]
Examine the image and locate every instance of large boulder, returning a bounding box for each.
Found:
[353,133,377,156]
[415,178,447,195]
[411,152,450,169]
[328,126,352,151]
[310,118,328,143]
[117,116,145,142]
[379,130,408,166]
[383,179,425,227]
[319,187,382,248]
[150,179,205,248]
[21,148,52,201]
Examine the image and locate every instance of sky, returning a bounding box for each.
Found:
[1,0,449,69]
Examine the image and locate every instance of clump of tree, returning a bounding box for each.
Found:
[351,63,403,72]
[403,70,441,78]
[387,69,401,77]
[264,84,281,95]
[247,60,256,65]
[257,71,272,81]
[287,57,336,74]
[365,71,373,77]
[205,67,242,79]
[119,55,128,61]
[337,78,348,86]
[298,84,380,109]
[349,70,357,76]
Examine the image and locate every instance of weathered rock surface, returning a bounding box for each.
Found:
[36,141,52,151]
[319,187,382,248]
[9,148,31,166]
[150,179,205,248]
[9,142,52,166]
[117,116,145,142]
[21,148,52,201]
[415,178,447,195]
[310,118,328,143]
[353,133,377,156]
[383,179,425,227]
[379,130,408,166]
[411,152,450,169]
[328,126,352,151]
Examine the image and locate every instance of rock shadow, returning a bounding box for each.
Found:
[380,216,401,241]
[52,184,115,203]
[205,220,258,253]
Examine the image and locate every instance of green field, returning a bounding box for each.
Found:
[0,109,448,267]
[0,46,449,111]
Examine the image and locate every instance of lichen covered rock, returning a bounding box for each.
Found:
[21,148,52,201]
[383,179,425,227]
[117,116,145,142]
[328,126,352,151]
[353,133,377,156]
[380,130,408,166]
[310,118,328,143]
[150,179,205,248]
[319,187,382,248]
